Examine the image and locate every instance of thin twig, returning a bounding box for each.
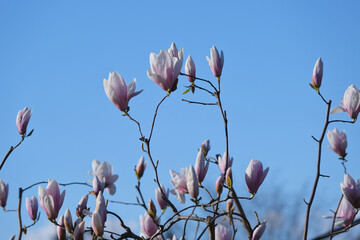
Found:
[181,99,218,105]
[149,94,169,142]
[0,138,24,171]
[303,100,332,240]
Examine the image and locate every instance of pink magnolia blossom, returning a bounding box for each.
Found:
[201,139,211,156]
[64,209,74,233]
[135,156,147,180]
[215,224,232,240]
[57,215,66,240]
[331,84,360,121]
[327,128,347,158]
[91,191,107,237]
[206,46,224,78]
[147,42,183,92]
[155,185,169,211]
[185,54,196,82]
[170,168,189,203]
[92,175,105,195]
[104,72,143,112]
[245,159,269,195]
[218,152,233,174]
[187,165,199,199]
[215,175,224,197]
[38,180,65,220]
[73,220,85,240]
[90,160,118,195]
[311,57,323,89]
[16,107,32,135]
[340,174,360,209]
[0,179,9,208]
[25,196,38,221]
[194,148,209,183]
[140,212,158,238]
[252,220,266,240]
[336,197,355,227]
[76,194,88,218]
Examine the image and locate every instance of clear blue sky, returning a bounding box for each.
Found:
[1,1,360,239]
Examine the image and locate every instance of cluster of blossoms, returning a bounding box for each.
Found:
[4,43,360,240]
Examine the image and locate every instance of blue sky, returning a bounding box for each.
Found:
[1,1,360,239]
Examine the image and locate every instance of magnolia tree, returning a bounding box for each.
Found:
[1,42,360,240]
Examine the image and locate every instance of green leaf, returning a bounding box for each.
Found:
[27,129,34,137]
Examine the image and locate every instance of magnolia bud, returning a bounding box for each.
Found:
[147,199,157,218]
[25,196,38,221]
[64,209,74,234]
[187,165,199,199]
[135,156,147,180]
[216,175,224,197]
[225,167,233,188]
[185,55,196,82]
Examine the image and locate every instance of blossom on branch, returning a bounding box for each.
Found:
[331,84,360,121]
[147,42,183,92]
[57,215,66,240]
[25,196,38,221]
[335,197,355,227]
[218,152,233,174]
[155,185,169,211]
[140,212,158,238]
[206,46,224,78]
[245,159,269,195]
[194,148,209,183]
[185,54,196,82]
[76,194,88,218]
[340,174,360,209]
[215,224,232,240]
[310,57,323,91]
[327,128,347,158]
[90,160,118,195]
[38,180,65,220]
[16,107,32,135]
[252,220,266,240]
[170,168,189,203]
[135,156,147,180]
[103,72,143,112]
[187,164,199,199]
[0,179,9,208]
[91,191,107,237]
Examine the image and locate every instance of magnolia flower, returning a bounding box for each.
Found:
[90,160,119,195]
[16,107,32,135]
[215,175,224,197]
[76,194,88,218]
[135,156,147,180]
[252,220,266,240]
[340,174,360,209]
[201,139,211,156]
[218,152,233,174]
[104,72,143,112]
[170,168,189,203]
[26,196,38,221]
[226,199,234,215]
[64,209,74,233]
[215,224,232,240]
[245,159,269,195]
[331,84,360,121]
[327,128,347,158]
[155,185,169,211]
[147,42,183,92]
[311,57,323,90]
[185,54,196,82]
[73,220,85,240]
[0,179,9,208]
[91,191,107,237]
[38,180,65,220]
[140,212,158,238]
[206,46,224,78]
[194,148,209,183]
[92,175,105,195]
[187,165,199,199]
[57,215,66,240]
[148,199,157,218]
[336,197,355,227]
